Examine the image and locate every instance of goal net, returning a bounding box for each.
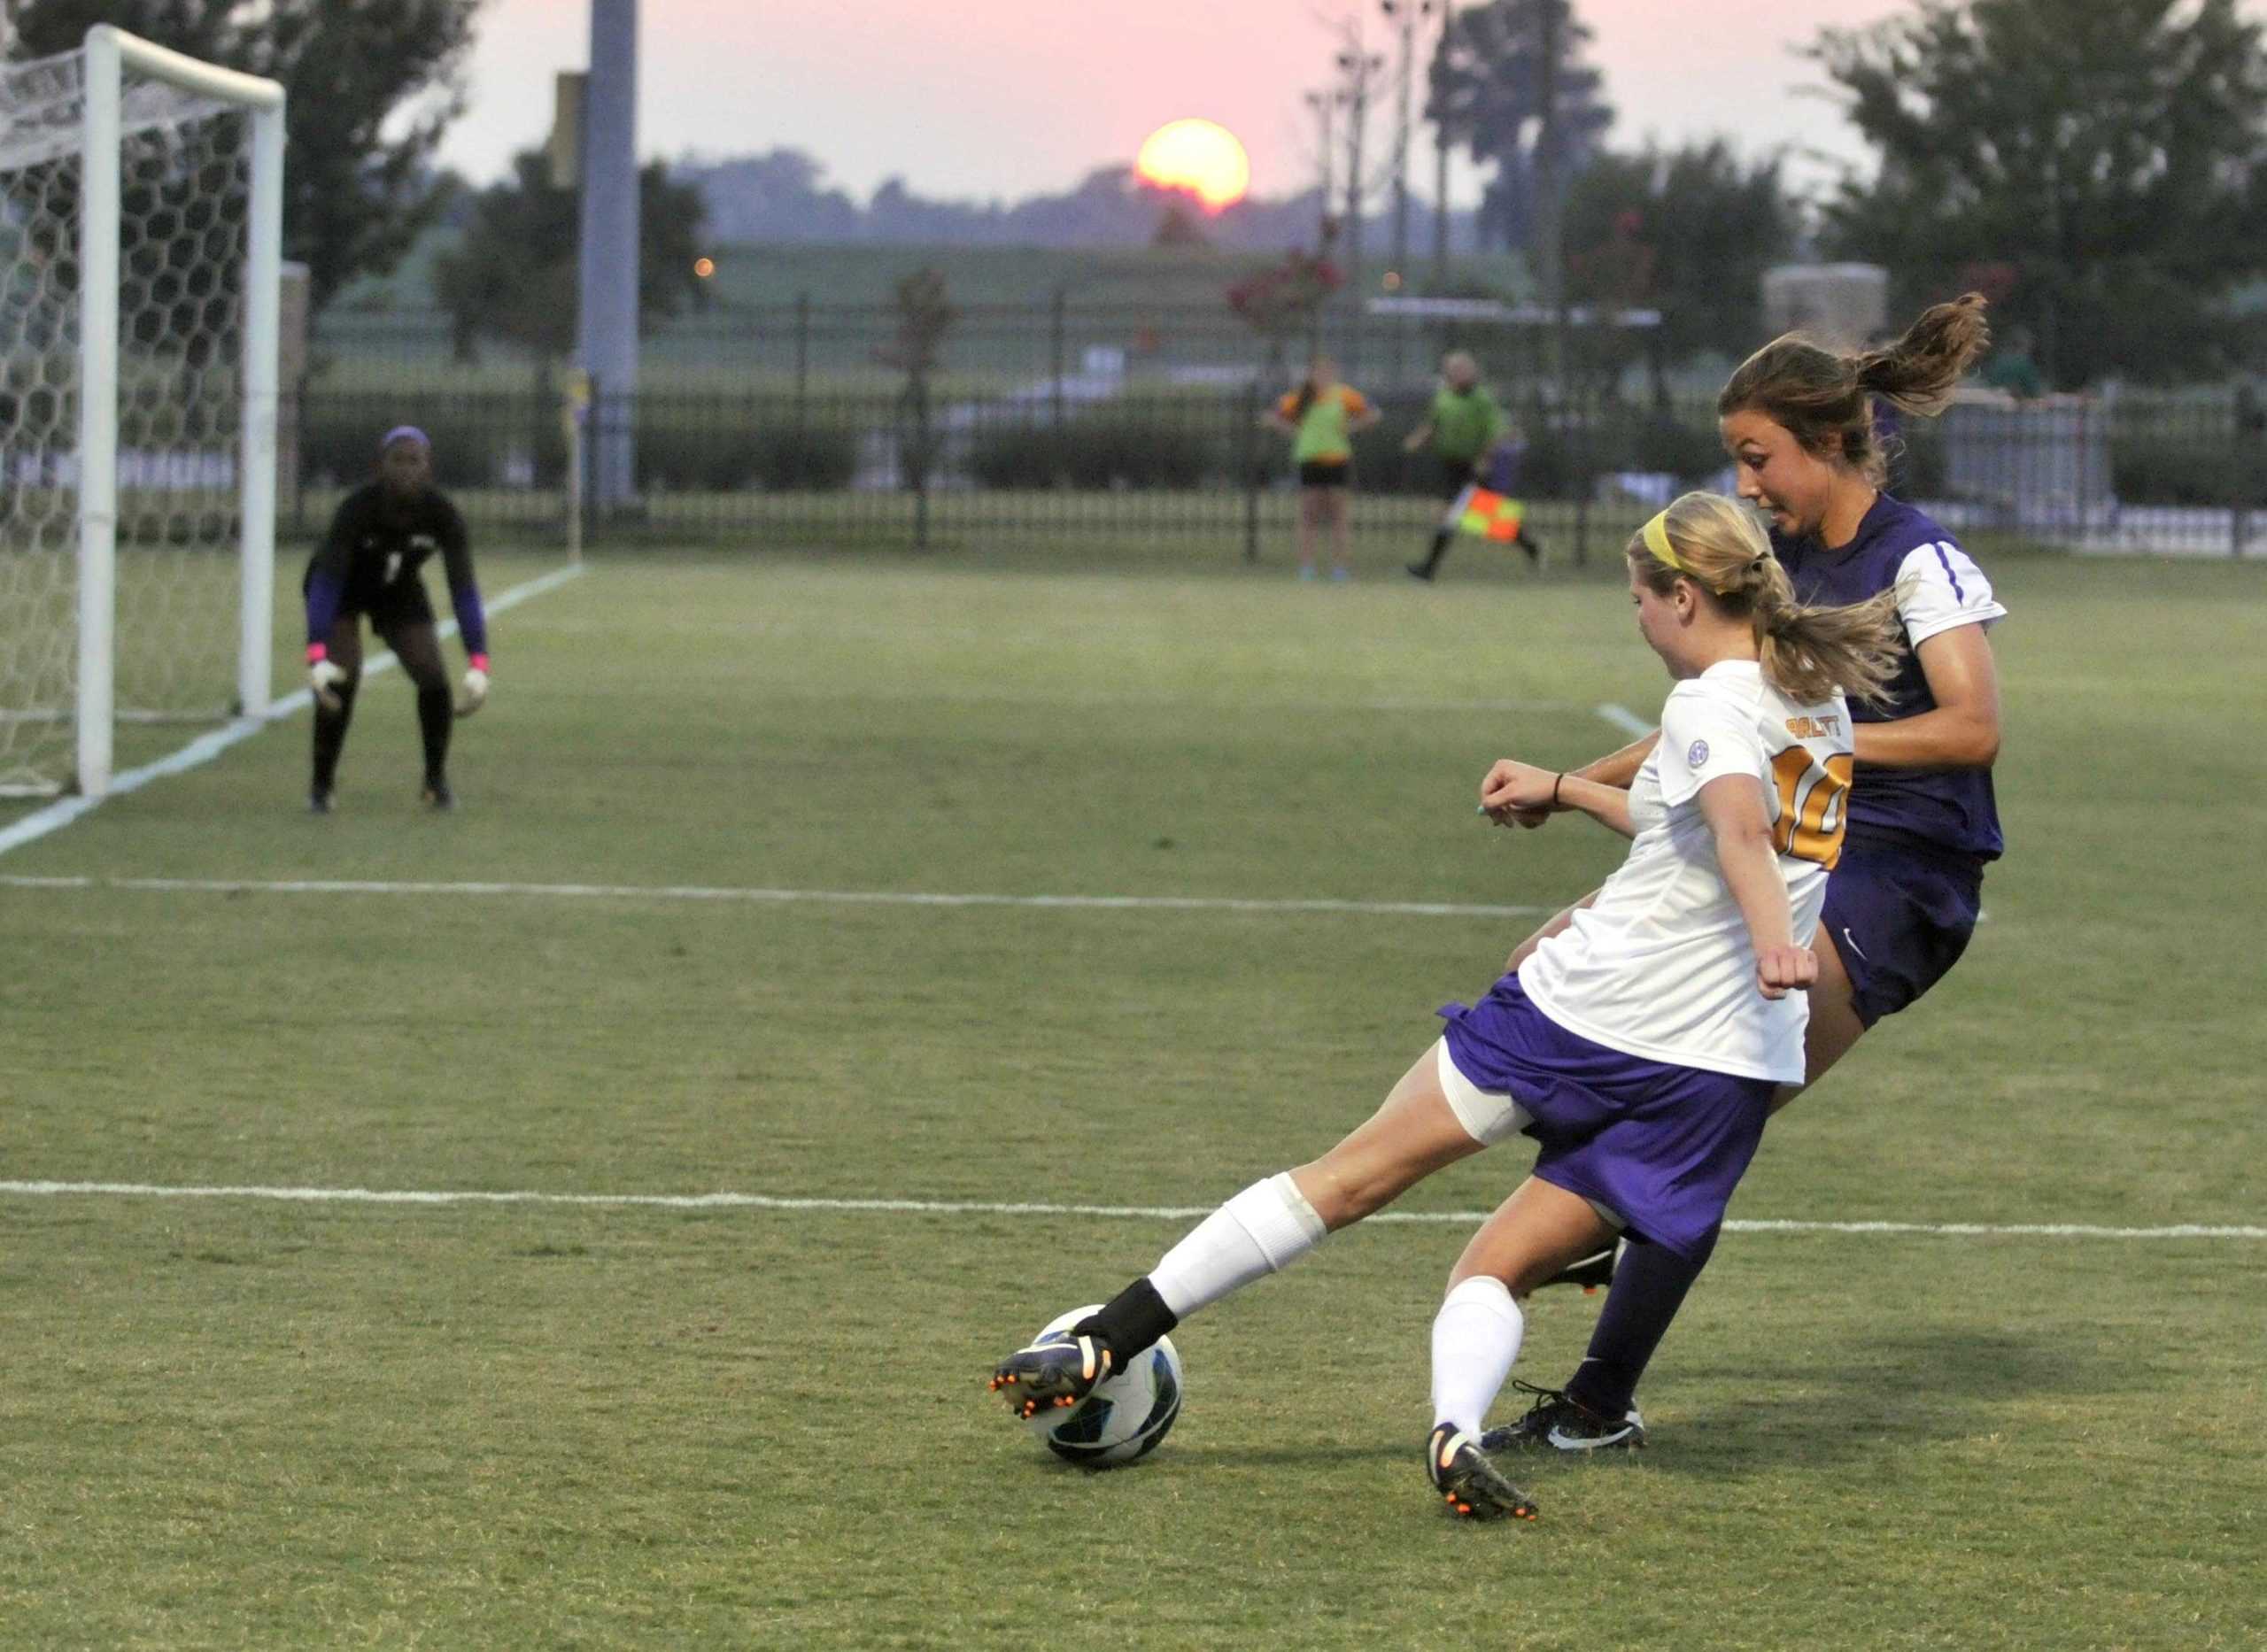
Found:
[0,27,281,799]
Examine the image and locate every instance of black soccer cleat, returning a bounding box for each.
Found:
[1520,532,1544,567]
[1536,1243,1619,1295]
[420,776,454,811]
[1480,1381,1646,1455]
[308,787,333,815]
[1428,1424,1538,1522]
[1404,561,1437,583]
[989,1332,1115,1422]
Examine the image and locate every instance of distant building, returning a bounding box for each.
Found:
[1760,264,1889,351]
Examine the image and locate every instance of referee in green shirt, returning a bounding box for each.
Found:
[1403,351,1542,580]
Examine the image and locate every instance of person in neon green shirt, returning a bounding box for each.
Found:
[1264,355,1380,580]
[1403,350,1543,580]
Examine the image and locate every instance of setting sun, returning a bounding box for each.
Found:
[1135,119,1251,212]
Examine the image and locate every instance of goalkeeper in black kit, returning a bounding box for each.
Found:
[304,427,491,813]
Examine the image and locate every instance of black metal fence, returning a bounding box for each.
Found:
[286,377,2267,561]
[311,297,1609,396]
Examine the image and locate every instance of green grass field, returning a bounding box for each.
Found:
[1,540,2262,1648]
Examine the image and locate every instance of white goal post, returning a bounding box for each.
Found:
[0,26,282,799]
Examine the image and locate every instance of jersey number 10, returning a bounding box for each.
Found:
[1769,748,1854,869]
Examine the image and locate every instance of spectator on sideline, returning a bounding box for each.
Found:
[1264,355,1379,581]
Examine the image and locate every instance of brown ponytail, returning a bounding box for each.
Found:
[1719,294,1992,486]
[1629,491,1905,707]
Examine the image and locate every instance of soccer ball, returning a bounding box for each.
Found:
[1022,1304,1184,1468]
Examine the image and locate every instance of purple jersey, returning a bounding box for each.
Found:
[1771,494,2007,862]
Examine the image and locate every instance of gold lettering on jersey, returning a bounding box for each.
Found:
[1784,714,1843,739]
[1768,747,1854,869]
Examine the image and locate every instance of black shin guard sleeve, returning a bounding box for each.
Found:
[1565,1232,1716,1417]
[312,682,359,791]
[1077,1278,1179,1365]
[415,684,453,780]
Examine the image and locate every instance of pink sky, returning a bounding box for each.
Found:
[430,0,2264,204]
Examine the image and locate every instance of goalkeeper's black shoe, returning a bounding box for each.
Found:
[1536,1243,1619,1295]
[308,787,333,815]
[420,776,454,811]
[989,1331,1115,1421]
[1480,1381,1645,1455]
[1428,1424,1538,1522]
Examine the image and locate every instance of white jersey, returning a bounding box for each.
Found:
[1519,660,1855,1084]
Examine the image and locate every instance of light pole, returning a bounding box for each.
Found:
[1334,31,1383,373]
[1304,87,1338,251]
[1380,0,1436,382]
[1431,3,1454,289]
[1536,0,1566,391]
[576,0,639,513]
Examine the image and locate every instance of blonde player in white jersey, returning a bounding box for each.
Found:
[989,491,1903,1522]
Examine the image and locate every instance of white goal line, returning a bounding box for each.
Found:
[0,874,1556,921]
[0,1180,2256,1240]
[0,564,584,861]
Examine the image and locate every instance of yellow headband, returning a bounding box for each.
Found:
[1642,510,1685,573]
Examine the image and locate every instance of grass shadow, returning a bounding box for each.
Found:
[1621,1324,2132,1479]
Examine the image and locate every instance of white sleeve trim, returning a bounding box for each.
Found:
[1897,542,2008,647]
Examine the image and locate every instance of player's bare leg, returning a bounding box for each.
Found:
[1771,928,1865,1114]
[1327,490,1353,579]
[1286,1052,1488,1230]
[1296,487,1324,578]
[993,1050,1485,1419]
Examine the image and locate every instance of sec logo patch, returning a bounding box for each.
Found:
[1687,740,1709,767]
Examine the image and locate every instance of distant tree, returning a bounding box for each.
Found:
[1151,197,1213,249]
[1428,0,1614,256]
[1564,141,1795,366]
[875,267,956,543]
[674,148,862,243]
[9,0,484,312]
[1226,237,1343,377]
[432,150,708,363]
[671,150,1410,254]
[1812,0,2267,386]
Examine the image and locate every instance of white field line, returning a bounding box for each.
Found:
[0,564,586,860]
[0,1180,2256,1241]
[1596,702,1655,739]
[0,873,1552,922]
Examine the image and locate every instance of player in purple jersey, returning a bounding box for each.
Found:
[304,428,491,813]
[987,495,1905,1520]
[1479,295,2004,1455]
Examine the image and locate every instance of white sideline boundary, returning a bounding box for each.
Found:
[1597,702,1654,739]
[0,564,586,861]
[0,873,1553,922]
[0,1180,2257,1240]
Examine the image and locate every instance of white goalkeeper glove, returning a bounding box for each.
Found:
[307,647,346,714]
[455,655,490,718]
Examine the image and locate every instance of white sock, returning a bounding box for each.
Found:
[1429,1276,1525,1439]
[1148,1172,1327,1318]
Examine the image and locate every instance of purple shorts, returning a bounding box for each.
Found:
[1438,977,1773,1262]
[1822,838,1984,1028]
